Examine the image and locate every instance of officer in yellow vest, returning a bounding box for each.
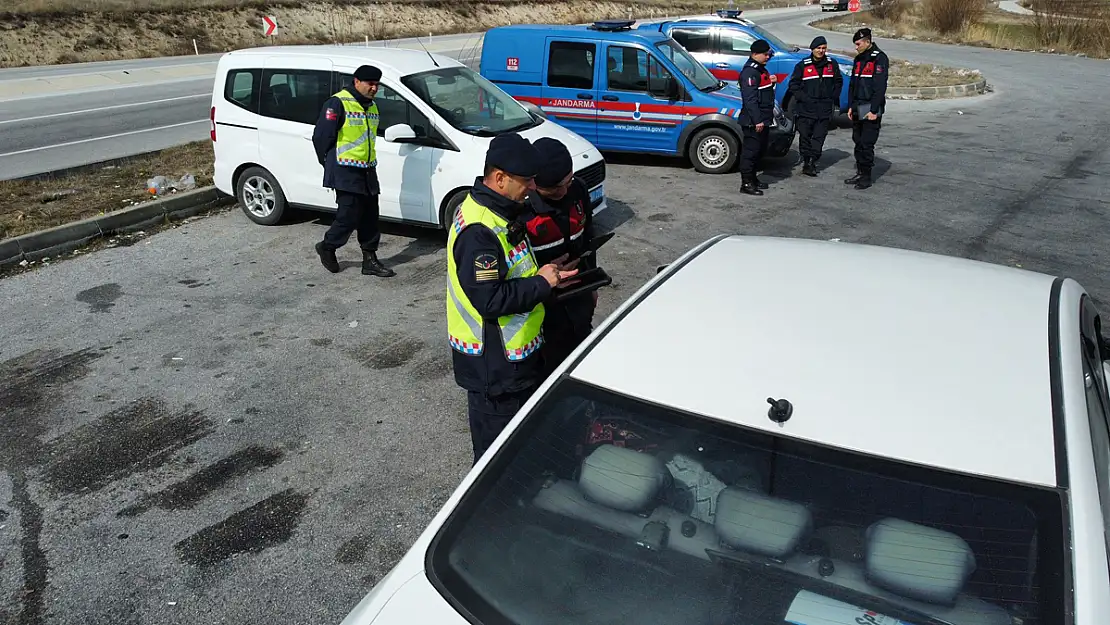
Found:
[447,133,578,464]
[311,64,395,278]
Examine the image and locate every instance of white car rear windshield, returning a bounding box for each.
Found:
[427,378,1067,625]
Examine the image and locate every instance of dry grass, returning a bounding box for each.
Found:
[812,2,1110,57]
[0,0,799,66]
[828,47,982,87]
[0,142,214,240]
[922,0,986,34]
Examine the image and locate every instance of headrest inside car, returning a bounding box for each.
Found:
[865,517,977,606]
[713,487,812,559]
[578,445,669,513]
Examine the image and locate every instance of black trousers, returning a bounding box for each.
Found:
[852,118,882,172]
[467,385,537,465]
[797,116,831,161]
[739,124,770,177]
[541,297,596,377]
[322,190,381,252]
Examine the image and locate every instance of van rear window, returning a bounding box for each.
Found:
[223,69,260,112]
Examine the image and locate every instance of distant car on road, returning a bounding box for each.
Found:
[821,0,850,11]
[640,10,854,118]
[209,45,606,229]
[339,234,1110,625]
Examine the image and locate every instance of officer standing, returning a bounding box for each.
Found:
[312,64,395,277]
[786,36,843,177]
[446,133,578,465]
[522,137,598,376]
[738,40,777,196]
[845,28,889,190]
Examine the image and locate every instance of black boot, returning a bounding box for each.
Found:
[740,176,763,196]
[802,158,818,177]
[844,168,862,185]
[753,175,769,190]
[315,241,340,273]
[361,251,396,277]
[854,169,873,190]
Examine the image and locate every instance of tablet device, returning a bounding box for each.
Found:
[552,267,612,303]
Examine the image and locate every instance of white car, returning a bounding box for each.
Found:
[821,0,850,11]
[341,234,1110,625]
[209,45,607,229]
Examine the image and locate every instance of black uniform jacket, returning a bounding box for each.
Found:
[848,44,890,118]
[311,81,380,196]
[787,54,844,119]
[451,178,552,396]
[522,178,598,338]
[738,59,776,127]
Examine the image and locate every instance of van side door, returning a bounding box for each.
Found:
[595,42,685,155]
[258,56,335,210]
[540,38,599,143]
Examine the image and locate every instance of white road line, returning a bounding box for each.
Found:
[0,119,208,157]
[0,94,209,125]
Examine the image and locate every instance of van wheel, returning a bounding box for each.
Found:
[236,167,287,226]
[689,128,739,174]
[441,189,468,230]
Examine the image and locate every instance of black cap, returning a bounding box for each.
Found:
[484,133,540,178]
[810,36,828,49]
[853,28,872,42]
[533,137,573,188]
[750,39,771,54]
[353,65,382,82]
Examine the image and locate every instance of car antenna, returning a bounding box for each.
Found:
[415,34,440,68]
[767,397,793,426]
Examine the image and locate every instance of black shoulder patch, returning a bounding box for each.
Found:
[473,253,499,282]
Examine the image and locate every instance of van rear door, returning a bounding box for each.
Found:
[540,38,598,143]
[258,56,335,210]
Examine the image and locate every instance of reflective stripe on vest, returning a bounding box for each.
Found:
[334,89,379,168]
[445,194,545,361]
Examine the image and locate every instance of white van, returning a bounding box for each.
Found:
[209,45,607,229]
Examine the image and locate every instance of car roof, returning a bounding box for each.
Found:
[219,44,464,75]
[489,23,671,45]
[569,235,1062,488]
[656,15,758,28]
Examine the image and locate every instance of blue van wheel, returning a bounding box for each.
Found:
[689,127,739,174]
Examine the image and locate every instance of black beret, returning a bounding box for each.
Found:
[353,65,382,81]
[750,39,771,54]
[533,137,573,188]
[810,36,828,49]
[853,28,872,42]
[484,133,540,179]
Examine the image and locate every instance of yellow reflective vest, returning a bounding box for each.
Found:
[446,194,545,361]
[333,89,378,168]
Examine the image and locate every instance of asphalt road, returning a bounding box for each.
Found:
[0,6,814,181]
[2,8,1109,625]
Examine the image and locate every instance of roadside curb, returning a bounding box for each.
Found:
[888,79,990,100]
[0,186,233,268]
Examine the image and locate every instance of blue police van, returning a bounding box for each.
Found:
[479,19,796,175]
[640,10,853,119]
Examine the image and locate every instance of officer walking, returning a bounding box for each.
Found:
[446,133,578,465]
[312,64,395,277]
[738,39,777,196]
[522,137,598,376]
[786,36,843,177]
[845,28,889,190]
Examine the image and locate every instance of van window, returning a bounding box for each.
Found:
[260,69,333,125]
[606,46,670,92]
[670,28,712,54]
[224,69,259,112]
[548,41,596,89]
[374,84,433,138]
[720,30,757,55]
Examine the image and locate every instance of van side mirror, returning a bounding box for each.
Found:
[384,123,418,143]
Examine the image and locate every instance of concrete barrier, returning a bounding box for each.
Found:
[1,186,233,268]
[887,79,990,100]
